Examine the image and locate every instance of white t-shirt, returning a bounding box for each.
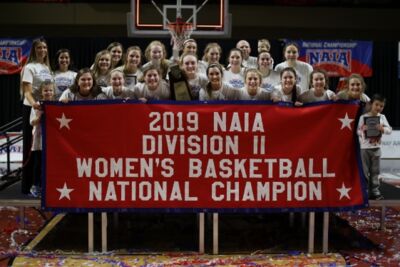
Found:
[197,60,208,75]
[96,74,110,87]
[133,80,170,100]
[53,70,77,100]
[260,70,280,93]
[223,69,245,89]
[102,86,135,99]
[30,108,43,151]
[274,61,313,93]
[199,82,239,101]
[357,113,392,149]
[188,74,208,100]
[238,87,271,100]
[114,66,143,88]
[21,62,52,106]
[271,84,302,103]
[59,89,107,101]
[242,56,258,69]
[298,88,336,103]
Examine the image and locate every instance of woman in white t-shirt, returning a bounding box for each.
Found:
[114,46,143,88]
[274,42,313,93]
[198,43,223,75]
[298,69,336,103]
[20,37,52,194]
[52,48,77,100]
[223,48,245,89]
[59,68,106,102]
[142,41,172,80]
[102,69,135,99]
[258,50,280,93]
[239,69,271,100]
[199,63,239,101]
[271,67,302,106]
[133,65,170,101]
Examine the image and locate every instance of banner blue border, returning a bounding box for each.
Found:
[41,100,368,213]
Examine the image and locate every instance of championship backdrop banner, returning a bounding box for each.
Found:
[290,40,373,77]
[0,38,31,75]
[43,101,367,212]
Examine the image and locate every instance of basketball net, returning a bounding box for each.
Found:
[168,17,193,52]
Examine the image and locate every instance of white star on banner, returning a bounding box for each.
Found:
[56,182,74,200]
[337,183,352,200]
[338,113,354,130]
[56,113,72,130]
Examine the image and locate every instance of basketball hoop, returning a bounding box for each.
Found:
[168,17,193,51]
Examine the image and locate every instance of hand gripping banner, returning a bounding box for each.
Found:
[43,101,368,212]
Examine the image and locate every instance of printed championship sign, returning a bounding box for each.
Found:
[292,40,373,77]
[0,38,31,75]
[43,101,367,212]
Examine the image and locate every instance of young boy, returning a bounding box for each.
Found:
[357,94,392,200]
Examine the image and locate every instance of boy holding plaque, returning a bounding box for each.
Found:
[357,94,392,200]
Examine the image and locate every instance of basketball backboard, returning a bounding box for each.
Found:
[127,0,231,38]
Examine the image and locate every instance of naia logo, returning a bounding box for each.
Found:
[307,49,351,71]
[0,47,22,65]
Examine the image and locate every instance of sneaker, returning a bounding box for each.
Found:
[29,186,41,198]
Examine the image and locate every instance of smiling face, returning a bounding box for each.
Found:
[257,52,272,70]
[110,71,125,93]
[126,49,141,68]
[78,72,94,96]
[182,54,198,78]
[144,69,160,90]
[311,72,326,93]
[35,41,48,62]
[245,71,261,93]
[98,54,111,73]
[183,41,197,55]
[284,45,299,61]
[41,84,55,101]
[58,52,70,71]
[229,50,242,67]
[348,77,363,99]
[207,47,220,64]
[110,45,123,65]
[150,45,163,61]
[257,40,271,53]
[207,66,222,89]
[281,69,296,92]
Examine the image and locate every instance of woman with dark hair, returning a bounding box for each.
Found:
[107,42,124,69]
[274,42,313,93]
[53,48,77,100]
[59,68,106,102]
[223,48,245,89]
[199,63,238,101]
[298,69,336,103]
[271,67,302,106]
[20,37,53,194]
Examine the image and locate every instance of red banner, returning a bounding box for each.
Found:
[43,101,367,212]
